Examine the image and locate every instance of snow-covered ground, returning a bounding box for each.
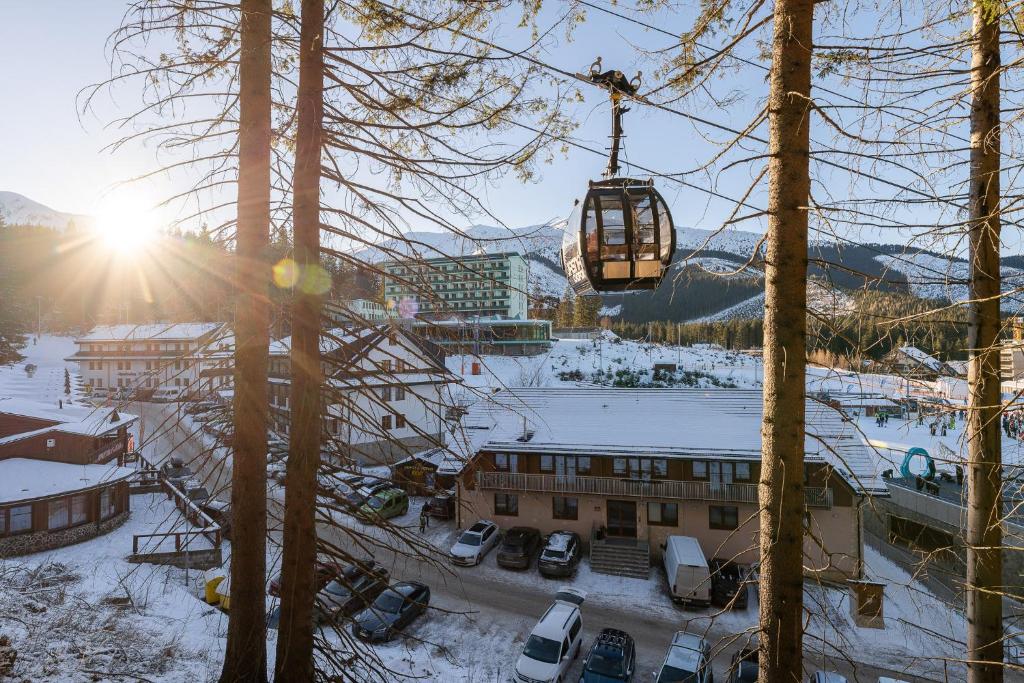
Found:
[0,334,83,406]
[449,335,764,394]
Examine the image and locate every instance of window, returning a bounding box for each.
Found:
[495,453,510,471]
[539,455,554,472]
[552,496,578,520]
[395,414,406,429]
[692,461,708,479]
[381,359,392,372]
[613,457,627,475]
[0,510,5,534]
[709,505,739,531]
[569,616,582,642]
[735,462,751,482]
[394,387,405,401]
[71,494,88,525]
[652,459,668,477]
[494,493,518,516]
[648,502,678,526]
[380,386,393,402]
[576,456,591,474]
[9,506,31,533]
[48,499,69,530]
[99,489,117,519]
[381,415,393,430]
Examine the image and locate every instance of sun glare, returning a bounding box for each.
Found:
[94,199,159,254]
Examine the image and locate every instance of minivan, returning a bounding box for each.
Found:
[514,588,586,683]
[663,536,711,607]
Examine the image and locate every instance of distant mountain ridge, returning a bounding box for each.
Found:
[0,191,93,232]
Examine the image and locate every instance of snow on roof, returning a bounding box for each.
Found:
[392,447,466,475]
[0,397,136,437]
[896,346,944,372]
[77,322,225,343]
[0,458,135,503]
[465,388,885,495]
[545,531,574,552]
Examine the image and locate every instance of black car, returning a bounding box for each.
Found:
[351,581,430,642]
[315,562,391,621]
[496,526,542,570]
[581,628,636,682]
[537,530,582,578]
[726,645,758,683]
[710,558,749,609]
[423,492,456,520]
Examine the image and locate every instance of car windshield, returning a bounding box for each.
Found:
[367,496,385,509]
[656,666,697,683]
[324,581,352,598]
[374,590,405,614]
[587,649,626,677]
[502,539,523,551]
[542,549,566,561]
[522,635,561,664]
[459,532,482,547]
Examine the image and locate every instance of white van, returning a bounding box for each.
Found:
[152,387,186,402]
[513,588,586,683]
[663,536,711,607]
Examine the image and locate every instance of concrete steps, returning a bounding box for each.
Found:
[590,539,650,579]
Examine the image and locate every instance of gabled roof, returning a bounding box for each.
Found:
[461,388,885,495]
[76,322,225,343]
[894,346,944,372]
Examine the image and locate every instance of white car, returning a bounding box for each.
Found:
[514,588,586,683]
[152,387,186,402]
[449,520,501,566]
[655,631,712,683]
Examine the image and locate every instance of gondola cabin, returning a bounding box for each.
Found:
[561,177,675,295]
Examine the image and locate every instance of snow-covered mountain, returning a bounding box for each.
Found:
[0,191,92,231]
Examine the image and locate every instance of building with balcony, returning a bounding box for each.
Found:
[382,252,529,320]
[326,299,394,326]
[456,388,885,580]
[67,322,227,399]
[0,398,137,557]
[266,324,458,465]
[412,317,553,356]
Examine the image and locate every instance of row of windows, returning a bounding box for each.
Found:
[493,454,753,482]
[490,493,739,531]
[0,489,119,536]
[387,260,513,276]
[81,342,192,353]
[381,414,407,430]
[380,386,406,402]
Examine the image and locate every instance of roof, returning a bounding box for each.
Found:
[0,397,137,439]
[665,632,704,673]
[464,388,885,494]
[392,447,465,475]
[895,346,944,372]
[534,601,578,639]
[76,322,224,343]
[0,458,136,503]
[414,318,551,328]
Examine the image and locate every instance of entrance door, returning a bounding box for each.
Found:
[606,500,637,538]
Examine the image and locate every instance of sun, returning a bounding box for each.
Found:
[94,199,159,253]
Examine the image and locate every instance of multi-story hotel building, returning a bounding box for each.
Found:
[456,387,884,580]
[67,323,226,398]
[382,252,529,320]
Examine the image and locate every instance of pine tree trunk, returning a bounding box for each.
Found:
[219,0,272,681]
[274,0,324,679]
[967,3,1003,680]
[758,0,812,680]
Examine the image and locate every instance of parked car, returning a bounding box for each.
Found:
[358,488,409,520]
[423,491,456,520]
[513,588,586,683]
[345,479,393,507]
[537,530,582,578]
[654,631,713,683]
[160,455,193,487]
[351,581,430,642]
[182,481,211,505]
[580,628,636,682]
[663,536,711,607]
[199,499,231,539]
[809,674,848,683]
[315,561,391,621]
[449,520,501,566]
[185,401,216,415]
[726,645,758,683]
[152,387,186,402]
[710,558,749,609]
[191,409,221,423]
[496,526,541,570]
[268,560,346,597]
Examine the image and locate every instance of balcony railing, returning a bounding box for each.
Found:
[477,471,833,509]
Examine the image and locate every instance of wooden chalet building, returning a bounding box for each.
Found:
[0,398,137,557]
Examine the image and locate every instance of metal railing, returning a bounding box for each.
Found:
[477,471,833,509]
[130,451,223,554]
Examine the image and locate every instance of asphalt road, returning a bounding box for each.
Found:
[134,400,950,682]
